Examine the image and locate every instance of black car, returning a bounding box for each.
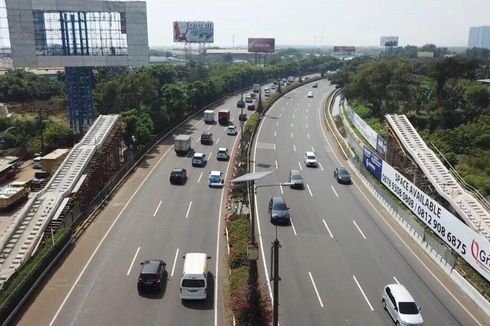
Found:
[334,167,352,184]
[247,103,255,111]
[268,196,290,224]
[137,259,166,293]
[170,168,187,185]
[200,131,213,145]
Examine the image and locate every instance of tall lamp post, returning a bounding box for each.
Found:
[232,172,292,326]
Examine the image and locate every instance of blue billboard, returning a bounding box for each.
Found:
[363,146,382,180]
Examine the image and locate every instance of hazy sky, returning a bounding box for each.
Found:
[145,0,490,47]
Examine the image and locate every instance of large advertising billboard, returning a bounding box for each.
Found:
[333,46,356,56]
[173,21,214,43]
[380,36,399,47]
[381,162,490,282]
[248,38,275,53]
[363,147,383,180]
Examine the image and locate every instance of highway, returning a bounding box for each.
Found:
[253,79,488,325]
[15,90,253,326]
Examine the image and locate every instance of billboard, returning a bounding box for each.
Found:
[333,46,356,56]
[417,51,434,58]
[381,162,490,282]
[173,21,214,43]
[380,36,399,47]
[363,147,382,180]
[248,38,275,53]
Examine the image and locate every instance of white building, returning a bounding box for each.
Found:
[468,26,490,49]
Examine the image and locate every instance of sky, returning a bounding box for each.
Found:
[145,0,490,48]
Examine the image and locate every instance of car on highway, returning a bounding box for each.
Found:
[288,169,304,189]
[226,125,238,135]
[208,170,224,187]
[334,166,352,184]
[169,168,187,185]
[312,83,318,88]
[307,91,314,98]
[245,96,253,103]
[247,103,256,110]
[200,131,213,145]
[137,259,166,293]
[268,196,290,224]
[192,152,206,167]
[216,147,229,161]
[382,284,423,325]
[250,92,257,99]
[304,151,317,167]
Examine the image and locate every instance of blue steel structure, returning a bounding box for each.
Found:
[59,13,93,135]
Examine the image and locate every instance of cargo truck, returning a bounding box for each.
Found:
[218,110,230,125]
[175,135,192,156]
[203,110,214,124]
[0,181,29,210]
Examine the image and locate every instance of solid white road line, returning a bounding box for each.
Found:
[153,200,162,217]
[393,276,401,284]
[126,246,141,276]
[275,160,278,169]
[322,219,334,238]
[49,142,178,326]
[330,185,339,198]
[290,219,298,236]
[319,162,324,171]
[185,201,192,219]
[306,184,313,197]
[298,161,303,171]
[308,272,324,308]
[353,275,374,311]
[198,171,203,183]
[171,248,179,277]
[293,144,296,152]
[280,183,284,195]
[307,133,310,139]
[353,220,367,240]
[274,131,277,137]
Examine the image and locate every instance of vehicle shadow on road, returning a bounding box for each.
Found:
[255,162,272,169]
[181,272,214,310]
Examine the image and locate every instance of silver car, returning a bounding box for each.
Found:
[289,170,304,189]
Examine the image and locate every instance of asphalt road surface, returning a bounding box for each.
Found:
[252,79,488,325]
[15,88,262,326]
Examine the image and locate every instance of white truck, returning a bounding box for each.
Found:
[203,110,214,124]
[175,134,191,156]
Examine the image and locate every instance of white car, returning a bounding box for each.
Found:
[307,91,314,98]
[382,284,423,325]
[226,125,238,135]
[304,151,317,167]
[208,170,224,187]
[216,147,229,161]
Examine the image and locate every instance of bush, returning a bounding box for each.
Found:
[227,215,250,269]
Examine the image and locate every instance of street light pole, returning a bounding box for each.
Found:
[272,227,280,326]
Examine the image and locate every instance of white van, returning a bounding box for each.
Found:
[180,253,210,300]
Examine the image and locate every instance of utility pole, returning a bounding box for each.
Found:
[272,228,280,326]
[38,109,46,155]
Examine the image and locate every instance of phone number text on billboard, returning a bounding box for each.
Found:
[381,163,490,281]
